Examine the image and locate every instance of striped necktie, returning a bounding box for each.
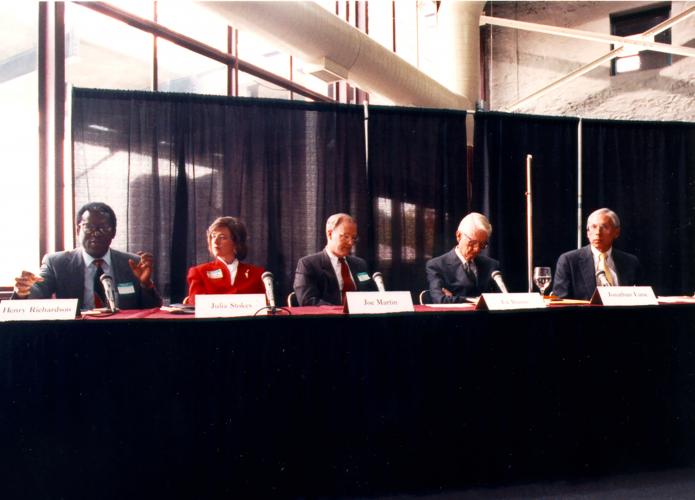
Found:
[93,259,106,308]
[599,252,614,286]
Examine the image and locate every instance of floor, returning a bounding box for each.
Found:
[376,466,695,500]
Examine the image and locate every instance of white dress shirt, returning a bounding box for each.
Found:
[82,248,113,310]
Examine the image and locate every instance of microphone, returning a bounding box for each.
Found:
[596,269,612,287]
[261,271,276,308]
[491,270,509,294]
[99,274,119,312]
[372,272,386,292]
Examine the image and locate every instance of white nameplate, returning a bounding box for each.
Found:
[345,291,414,314]
[476,293,546,311]
[0,299,78,321]
[195,294,267,318]
[590,286,658,306]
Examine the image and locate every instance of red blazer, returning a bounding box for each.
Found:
[186,260,266,305]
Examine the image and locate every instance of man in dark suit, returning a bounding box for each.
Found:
[293,213,375,306]
[553,208,641,300]
[426,212,502,303]
[13,202,161,310]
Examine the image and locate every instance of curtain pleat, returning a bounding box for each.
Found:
[582,119,695,295]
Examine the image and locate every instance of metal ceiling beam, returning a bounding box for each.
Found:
[487,5,695,111]
[480,12,695,58]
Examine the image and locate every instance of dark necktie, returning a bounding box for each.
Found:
[93,259,106,308]
[339,257,356,303]
[464,261,477,288]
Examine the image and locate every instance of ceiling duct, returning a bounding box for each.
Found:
[202,1,483,110]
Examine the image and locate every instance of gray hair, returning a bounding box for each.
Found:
[587,208,620,229]
[325,213,355,234]
[458,212,492,238]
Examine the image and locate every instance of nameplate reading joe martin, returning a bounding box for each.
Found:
[0,299,78,321]
[345,291,414,314]
[195,294,268,318]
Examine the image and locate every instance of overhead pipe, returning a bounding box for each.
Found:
[202,1,483,110]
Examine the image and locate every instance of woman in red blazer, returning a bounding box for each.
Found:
[185,216,265,305]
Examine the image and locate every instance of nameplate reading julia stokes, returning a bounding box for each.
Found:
[476,293,546,311]
[0,299,78,321]
[194,294,268,318]
[345,291,415,314]
[590,286,658,306]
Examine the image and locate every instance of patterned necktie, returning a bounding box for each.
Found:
[464,260,477,287]
[93,259,106,308]
[599,252,614,286]
[339,257,356,303]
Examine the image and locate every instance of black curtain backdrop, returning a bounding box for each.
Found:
[72,89,695,301]
[473,112,580,293]
[72,88,367,303]
[582,119,695,295]
[367,106,468,294]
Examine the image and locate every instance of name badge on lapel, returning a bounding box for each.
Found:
[117,282,136,295]
[356,272,370,282]
[207,269,224,279]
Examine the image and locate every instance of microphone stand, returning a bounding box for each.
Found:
[254,305,292,316]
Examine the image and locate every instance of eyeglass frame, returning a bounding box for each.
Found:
[78,222,114,235]
[461,230,489,250]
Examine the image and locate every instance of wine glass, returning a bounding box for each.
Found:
[533,266,552,296]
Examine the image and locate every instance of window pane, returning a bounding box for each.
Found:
[65,3,153,90]
[157,2,228,53]
[157,38,227,95]
[237,30,290,99]
[0,2,39,284]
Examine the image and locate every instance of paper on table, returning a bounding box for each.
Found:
[657,296,695,304]
[425,303,474,308]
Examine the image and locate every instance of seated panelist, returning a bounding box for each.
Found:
[553,208,641,300]
[185,216,265,305]
[426,212,501,303]
[293,213,375,306]
[12,201,162,310]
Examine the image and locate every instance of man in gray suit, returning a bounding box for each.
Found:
[553,208,641,300]
[13,202,161,310]
[426,212,501,303]
[293,213,375,306]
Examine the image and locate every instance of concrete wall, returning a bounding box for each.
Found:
[485,1,695,121]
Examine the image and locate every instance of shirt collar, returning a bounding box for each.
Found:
[82,248,112,268]
[590,245,613,259]
[325,247,344,265]
[216,256,238,268]
[454,246,473,266]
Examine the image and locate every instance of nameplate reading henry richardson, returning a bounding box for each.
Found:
[345,291,414,314]
[590,286,658,306]
[195,294,268,318]
[0,299,78,321]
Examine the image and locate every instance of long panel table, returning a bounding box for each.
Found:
[2,304,695,498]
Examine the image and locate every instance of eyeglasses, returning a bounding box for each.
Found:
[338,233,359,243]
[79,223,113,235]
[462,231,488,249]
[587,223,614,233]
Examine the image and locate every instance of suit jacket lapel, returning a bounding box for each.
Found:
[475,256,488,290]
[579,246,596,294]
[611,249,626,285]
[321,250,341,299]
[69,249,87,305]
[446,249,477,293]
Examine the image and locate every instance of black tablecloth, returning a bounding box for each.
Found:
[2,305,695,498]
